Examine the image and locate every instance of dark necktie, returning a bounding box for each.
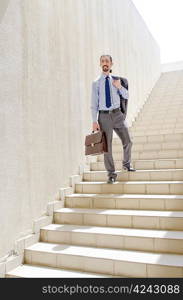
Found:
[105,75,111,108]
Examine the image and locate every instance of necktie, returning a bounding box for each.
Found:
[105,75,111,108]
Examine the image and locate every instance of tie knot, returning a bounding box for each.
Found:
[106,75,109,79]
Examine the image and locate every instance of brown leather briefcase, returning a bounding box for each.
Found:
[85,129,108,156]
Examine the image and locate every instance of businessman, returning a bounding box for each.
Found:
[91,54,136,184]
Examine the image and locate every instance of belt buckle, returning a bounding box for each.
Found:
[109,110,113,114]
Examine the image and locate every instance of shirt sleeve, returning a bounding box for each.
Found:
[118,86,129,99]
[90,81,99,122]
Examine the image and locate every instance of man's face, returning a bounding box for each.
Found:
[100,56,113,73]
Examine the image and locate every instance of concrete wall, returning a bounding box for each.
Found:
[0,0,10,22]
[0,0,161,258]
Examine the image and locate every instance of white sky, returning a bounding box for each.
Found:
[132,0,183,64]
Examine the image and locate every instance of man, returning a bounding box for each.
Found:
[91,54,136,184]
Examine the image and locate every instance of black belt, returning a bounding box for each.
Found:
[99,107,121,114]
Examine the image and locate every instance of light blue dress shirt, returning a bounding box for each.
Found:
[91,73,129,122]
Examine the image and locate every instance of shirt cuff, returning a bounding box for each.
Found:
[118,86,128,98]
[118,86,125,93]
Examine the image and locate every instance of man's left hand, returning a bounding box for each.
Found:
[112,79,122,89]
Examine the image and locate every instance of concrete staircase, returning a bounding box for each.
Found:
[6,70,183,278]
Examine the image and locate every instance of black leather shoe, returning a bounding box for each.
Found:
[123,165,136,171]
[107,177,116,184]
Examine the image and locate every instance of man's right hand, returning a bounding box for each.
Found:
[92,122,100,132]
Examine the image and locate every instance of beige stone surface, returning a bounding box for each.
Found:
[0,0,160,259]
[4,66,183,277]
[6,264,112,278]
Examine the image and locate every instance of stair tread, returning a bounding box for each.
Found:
[114,135,183,138]
[114,142,183,147]
[113,158,183,160]
[55,207,183,217]
[113,134,183,138]
[77,180,183,184]
[84,169,183,173]
[130,134,183,137]
[6,264,113,278]
[106,158,183,161]
[66,193,183,199]
[114,148,183,151]
[118,133,183,137]
[129,149,183,152]
[25,242,183,267]
[41,223,183,239]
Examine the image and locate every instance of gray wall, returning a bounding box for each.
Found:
[0,0,161,258]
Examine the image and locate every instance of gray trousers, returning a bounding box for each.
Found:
[98,109,133,179]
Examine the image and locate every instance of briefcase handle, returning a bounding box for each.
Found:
[92,128,99,133]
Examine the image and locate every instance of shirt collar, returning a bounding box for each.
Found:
[101,73,112,79]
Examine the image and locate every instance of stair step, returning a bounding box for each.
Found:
[129,129,183,136]
[83,169,183,182]
[113,141,183,152]
[137,110,183,115]
[97,149,183,160]
[24,242,183,277]
[135,115,183,121]
[134,121,183,127]
[54,208,183,230]
[132,120,183,125]
[91,158,183,170]
[133,119,183,124]
[132,125,183,131]
[113,133,183,144]
[6,264,113,278]
[75,181,183,195]
[40,223,183,254]
[65,193,183,211]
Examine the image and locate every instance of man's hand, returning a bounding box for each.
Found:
[92,122,100,132]
[112,79,122,89]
